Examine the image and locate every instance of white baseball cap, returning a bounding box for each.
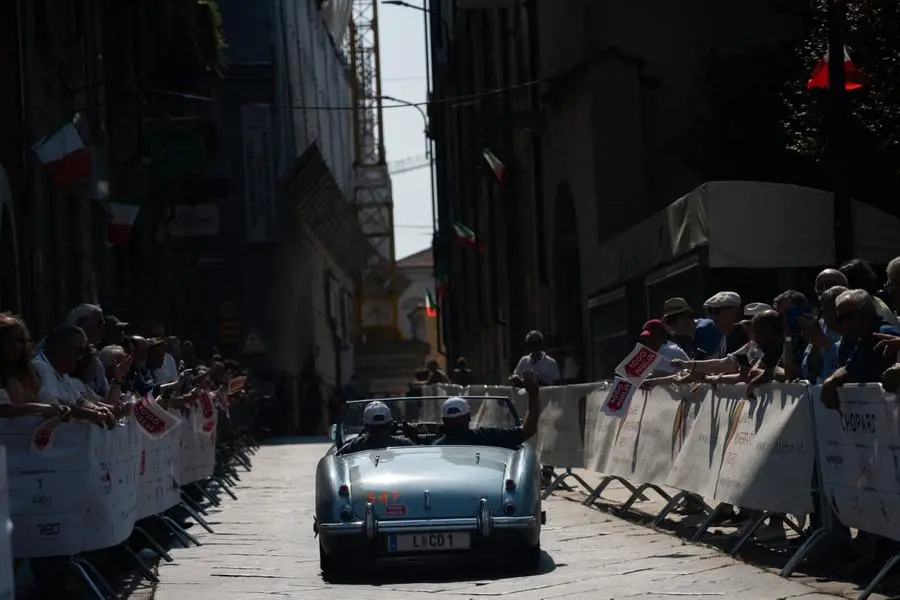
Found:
[744,302,774,316]
[441,396,470,418]
[363,401,392,425]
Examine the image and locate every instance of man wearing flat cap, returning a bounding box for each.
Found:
[662,297,725,360]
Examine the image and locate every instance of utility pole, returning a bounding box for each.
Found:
[828,0,853,263]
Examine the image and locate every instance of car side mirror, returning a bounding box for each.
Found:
[329,424,339,443]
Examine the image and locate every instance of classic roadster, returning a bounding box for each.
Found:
[314,395,543,580]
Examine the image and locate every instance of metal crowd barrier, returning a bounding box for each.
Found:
[0,391,261,600]
[422,380,900,600]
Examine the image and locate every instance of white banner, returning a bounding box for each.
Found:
[665,383,815,514]
[0,418,138,558]
[180,411,217,485]
[532,385,593,468]
[0,446,14,600]
[812,384,900,541]
[137,415,183,520]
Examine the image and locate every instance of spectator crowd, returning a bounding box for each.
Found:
[0,303,252,428]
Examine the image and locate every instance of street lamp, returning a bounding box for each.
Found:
[379,94,430,152]
[383,0,452,45]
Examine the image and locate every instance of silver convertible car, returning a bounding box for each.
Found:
[314,395,544,580]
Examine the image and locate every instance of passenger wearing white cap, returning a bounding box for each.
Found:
[432,370,541,449]
[336,401,418,455]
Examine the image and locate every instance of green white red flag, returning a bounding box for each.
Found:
[453,222,485,251]
[32,123,92,188]
[482,148,507,183]
[425,290,438,318]
[107,197,141,245]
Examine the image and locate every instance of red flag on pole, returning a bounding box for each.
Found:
[807,46,865,91]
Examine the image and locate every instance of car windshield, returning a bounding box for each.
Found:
[339,395,521,439]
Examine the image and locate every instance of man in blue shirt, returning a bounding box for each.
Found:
[821,289,900,409]
[662,297,724,360]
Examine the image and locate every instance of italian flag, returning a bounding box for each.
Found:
[453,222,485,251]
[482,148,507,184]
[435,264,450,297]
[107,197,141,245]
[32,123,93,188]
[425,290,438,318]
[807,46,865,91]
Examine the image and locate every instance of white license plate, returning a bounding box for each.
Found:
[387,532,471,552]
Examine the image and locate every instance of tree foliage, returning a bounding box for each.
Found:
[683,0,900,214]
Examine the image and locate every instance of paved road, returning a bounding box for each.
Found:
[129,439,844,600]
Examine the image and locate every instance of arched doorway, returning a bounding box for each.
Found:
[0,166,20,312]
[553,183,583,358]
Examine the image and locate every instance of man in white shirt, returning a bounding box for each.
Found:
[33,325,113,426]
[509,330,561,387]
[65,303,110,397]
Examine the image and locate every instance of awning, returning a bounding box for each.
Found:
[593,181,900,291]
[281,141,374,279]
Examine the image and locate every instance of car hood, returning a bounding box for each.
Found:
[344,445,513,519]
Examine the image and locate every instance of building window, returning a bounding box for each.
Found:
[588,287,629,380]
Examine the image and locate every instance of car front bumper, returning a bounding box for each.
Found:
[318,499,537,543]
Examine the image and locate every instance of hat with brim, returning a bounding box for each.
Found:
[662,297,692,318]
[703,291,742,309]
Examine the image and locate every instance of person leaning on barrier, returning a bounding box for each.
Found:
[822,289,900,409]
[336,401,418,455]
[800,286,848,385]
[432,369,541,449]
[0,314,72,420]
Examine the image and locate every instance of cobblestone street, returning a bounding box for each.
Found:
[122,439,867,600]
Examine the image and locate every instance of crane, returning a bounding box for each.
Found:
[387,153,430,175]
[347,0,400,340]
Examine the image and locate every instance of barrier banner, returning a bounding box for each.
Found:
[531,385,592,468]
[584,384,619,473]
[666,383,814,515]
[137,419,183,520]
[195,393,217,437]
[180,411,217,484]
[812,384,900,541]
[0,446,14,600]
[0,418,138,558]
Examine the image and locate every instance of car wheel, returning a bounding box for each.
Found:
[319,542,345,582]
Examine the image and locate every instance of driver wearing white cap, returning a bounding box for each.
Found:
[431,370,541,449]
[336,401,418,455]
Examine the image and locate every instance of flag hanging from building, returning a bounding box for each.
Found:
[482,148,507,184]
[107,197,141,245]
[425,290,438,318]
[32,123,93,188]
[434,260,450,297]
[453,222,485,251]
[807,46,865,91]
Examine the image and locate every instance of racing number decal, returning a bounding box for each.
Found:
[366,491,400,504]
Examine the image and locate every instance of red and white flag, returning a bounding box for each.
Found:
[601,378,636,418]
[33,123,93,188]
[132,394,181,439]
[615,343,662,384]
[807,46,865,91]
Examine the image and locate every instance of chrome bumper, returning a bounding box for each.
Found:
[318,499,537,539]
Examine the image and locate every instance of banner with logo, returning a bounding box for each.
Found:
[0,418,137,557]
[812,384,900,541]
[137,416,184,520]
[194,393,218,437]
[665,383,815,515]
[133,394,181,440]
[0,446,14,600]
